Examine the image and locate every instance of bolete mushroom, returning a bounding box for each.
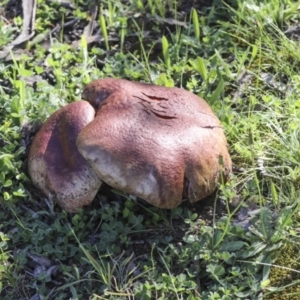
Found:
[76,78,232,209]
[28,101,102,212]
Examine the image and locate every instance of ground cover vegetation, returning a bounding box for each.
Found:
[1,0,300,299]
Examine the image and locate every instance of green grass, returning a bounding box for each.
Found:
[1,0,300,298]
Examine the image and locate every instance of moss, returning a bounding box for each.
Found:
[265,243,300,300]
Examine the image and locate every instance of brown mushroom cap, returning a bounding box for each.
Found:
[77,78,232,209]
[28,100,102,212]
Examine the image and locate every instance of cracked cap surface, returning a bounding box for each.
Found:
[77,78,232,208]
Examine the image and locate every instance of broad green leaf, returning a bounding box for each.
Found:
[161,35,170,71]
[241,241,267,258]
[192,8,200,40]
[219,241,245,252]
[270,181,278,206]
[123,207,130,218]
[18,68,34,77]
[207,264,225,277]
[183,234,197,243]
[262,255,271,281]
[3,179,12,187]
[210,78,224,105]
[192,57,208,81]
[99,9,109,51]
[13,189,26,197]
